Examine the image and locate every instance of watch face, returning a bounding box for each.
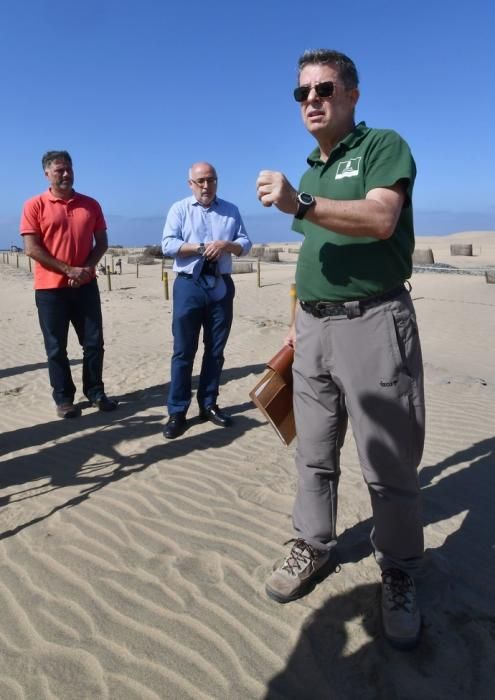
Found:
[299,193,314,205]
[295,191,316,219]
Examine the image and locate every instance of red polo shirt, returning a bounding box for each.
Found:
[20,190,107,289]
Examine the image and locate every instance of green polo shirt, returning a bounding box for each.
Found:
[293,122,416,302]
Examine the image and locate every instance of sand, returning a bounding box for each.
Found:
[0,232,494,699]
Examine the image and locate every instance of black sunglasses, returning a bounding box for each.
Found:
[293,81,335,103]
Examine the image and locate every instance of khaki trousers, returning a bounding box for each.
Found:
[292,289,425,574]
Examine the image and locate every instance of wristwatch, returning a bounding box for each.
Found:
[294,192,316,220]
[197,244,206,255]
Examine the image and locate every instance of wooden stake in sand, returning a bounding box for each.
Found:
[106,266,112,291]
[28,257,32,272]
[163,271,169,300]
[257,258,261,288]
[289,283,297,324]
[136,262,139,278]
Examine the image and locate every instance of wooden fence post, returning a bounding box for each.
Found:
[289,283,297,324]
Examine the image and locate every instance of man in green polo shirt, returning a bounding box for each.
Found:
[256,49,425,650]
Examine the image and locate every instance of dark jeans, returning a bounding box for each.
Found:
[167,274,234,415]
[35,279,105,406]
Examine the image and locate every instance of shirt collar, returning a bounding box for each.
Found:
[190,194,219,209]
[46,188,78,203]
[307,121,370,165]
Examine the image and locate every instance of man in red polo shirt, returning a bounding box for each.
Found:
[20,150,118,418]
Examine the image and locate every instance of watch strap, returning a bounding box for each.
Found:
[295,193,315,220]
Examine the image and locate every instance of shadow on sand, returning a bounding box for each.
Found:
[0,362,265,540]
[265,392,495,699]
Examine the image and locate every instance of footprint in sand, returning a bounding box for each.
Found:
[178,551,225,587]
[237,484,293,515]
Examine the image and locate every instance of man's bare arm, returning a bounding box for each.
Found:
[256,170,406,240]
[84,229,108,268]
[23,233,91,283]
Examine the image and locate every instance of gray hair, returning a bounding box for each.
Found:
[188,162,217,180]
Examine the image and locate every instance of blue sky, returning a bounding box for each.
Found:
[1,0,494,247]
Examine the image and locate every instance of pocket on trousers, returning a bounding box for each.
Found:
[385,305,424,413]
[386,305,421,374]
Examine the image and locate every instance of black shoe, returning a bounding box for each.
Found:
[91,395,119,412]
[56,402,81,419]
[199,404,231,427]
[164,412,187,439]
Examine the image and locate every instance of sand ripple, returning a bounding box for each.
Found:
[1,252,495,698]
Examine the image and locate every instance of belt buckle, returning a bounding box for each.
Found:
[315,302,328,318]
[344,300,362,319]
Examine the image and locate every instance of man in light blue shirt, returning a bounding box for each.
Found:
[162,161,251,439]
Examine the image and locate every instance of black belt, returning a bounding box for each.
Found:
[177,272,231,279]
[300,285,405,319]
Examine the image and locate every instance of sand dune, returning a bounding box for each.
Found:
[1,232,494,698]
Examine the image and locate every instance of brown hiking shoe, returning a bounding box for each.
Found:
[265,538,333,603]
[381,568,421,650]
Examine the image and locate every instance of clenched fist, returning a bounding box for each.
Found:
[256,170,298,214]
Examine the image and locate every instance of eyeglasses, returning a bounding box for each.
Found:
[293,81,335,103]
[190,177,217,186]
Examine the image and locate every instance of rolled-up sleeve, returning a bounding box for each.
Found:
[233,210,251,256]
[162,202,184,258]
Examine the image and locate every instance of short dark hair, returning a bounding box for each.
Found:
[42,150,72,171]
[298,49,359,90]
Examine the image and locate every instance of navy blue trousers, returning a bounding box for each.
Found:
[167,275,234,415]
[35,279,105,406]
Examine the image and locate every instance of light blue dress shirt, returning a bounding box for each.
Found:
[161,196,251,275]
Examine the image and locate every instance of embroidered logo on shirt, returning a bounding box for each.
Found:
[335,157,362,180]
